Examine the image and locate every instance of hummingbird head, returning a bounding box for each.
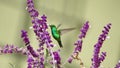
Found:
[49,25,56,28]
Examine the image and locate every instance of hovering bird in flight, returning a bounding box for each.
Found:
[49,24,75,48]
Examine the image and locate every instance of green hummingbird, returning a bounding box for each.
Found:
[49,24,75,48]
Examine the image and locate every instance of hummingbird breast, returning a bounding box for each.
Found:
[50,26,63,47]
[51,27,60,39]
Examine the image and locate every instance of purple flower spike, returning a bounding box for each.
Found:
[68,56,73,63]
[27,54,34,68]
[99,52,106,62]
[74,39,83,52]
[26,0,57,68]
[0,45,27,55]
[27,0,39,18]
[75,21,89,53]
[27,0,53,49]
[53,51,61,68]
[31,15,53,48]
[79,21,89,39]
[21,30,38,57]
[115,60,120,68]
[21,30,30,46]
[39,57,44,68]
[27,45,39,57]
[91,23,112,68]
[68,21,90,64]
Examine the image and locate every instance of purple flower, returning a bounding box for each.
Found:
[27,45,39,57]
[53,51,61,68]
[74,39,83,52]
[68,21,90,63]
[21,30,38,57]
[31,15,52,47]
[21,30,30,45]
[27,0,54,50]
[27,0,52,49]
[75,21,89,53]
[115,60,120,68]
[39,57,44,68]
[99,52,106,62]
[0,45,27,55]
[27,53,34,68]
[31,14,56,67]
[91,23,111,68]
[68,56,73,63]
[26,0,39,18]
[79,21,89,39]
[26,0,59,68]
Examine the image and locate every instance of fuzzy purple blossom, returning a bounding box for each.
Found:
[53,51,61,68]
[27,0,53,48]
[91,23,111,68]
[21,30,30,46]
[26,0,54,52]
[99,52,106,62]
[68,56,73,63]
[29,10,56,68]
[74,21,89,53]
[79,21,89,39]
[74,39,83,53]
[26,0,60,68]
[25,47,44,68]
[115,60,120,68]
[68,21,89,64]
[21,30,39,57]
[0,45,27,55]
[27,53,34,68]
[26,0,39,18]
[27,45,39,57]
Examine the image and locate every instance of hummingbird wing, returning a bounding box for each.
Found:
[9,63,15,68]
[59,28,76,35]
[57,24,62,29]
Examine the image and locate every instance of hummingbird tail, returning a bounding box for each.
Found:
[58,40,63,48]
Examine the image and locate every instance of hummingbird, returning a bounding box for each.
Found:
[49,24,75,48]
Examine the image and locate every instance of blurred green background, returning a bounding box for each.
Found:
[0,0,120,68]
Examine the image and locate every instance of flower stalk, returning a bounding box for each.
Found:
[91,23,111,68]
